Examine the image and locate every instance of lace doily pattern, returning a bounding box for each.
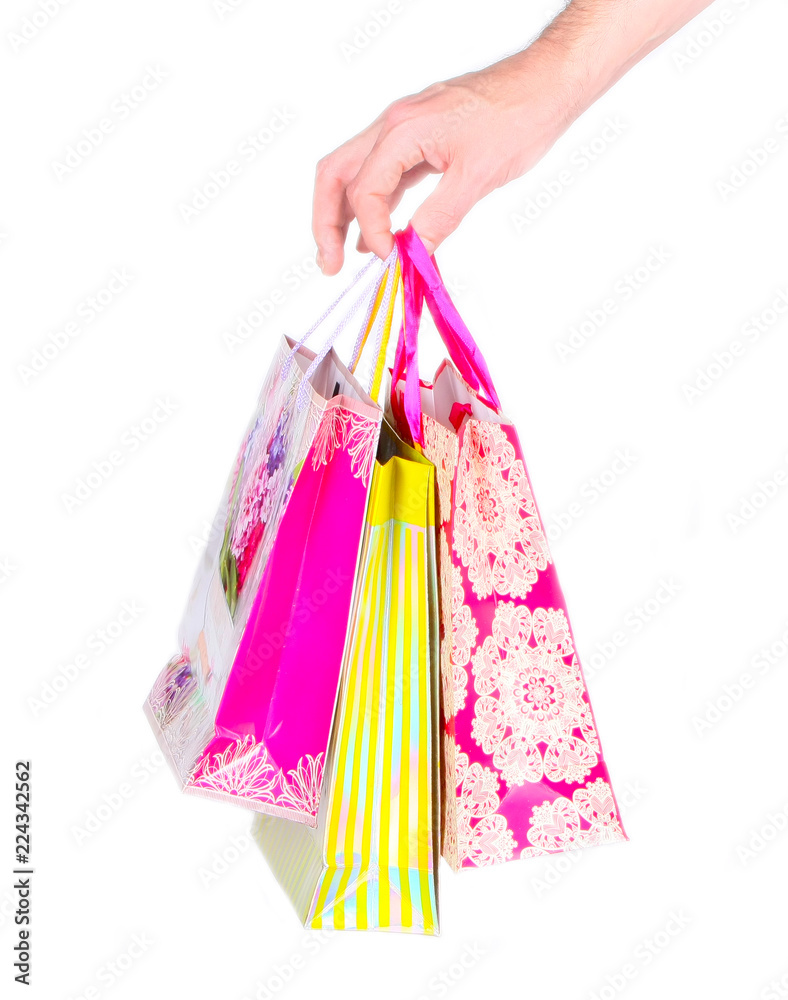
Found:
[524,779,626,855]
[421,411,626,869]
[454,421,551,600]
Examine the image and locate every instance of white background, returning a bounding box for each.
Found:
[3,0,788,998]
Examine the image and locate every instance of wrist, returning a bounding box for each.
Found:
[527,4,651,121]
[503,0,711,128]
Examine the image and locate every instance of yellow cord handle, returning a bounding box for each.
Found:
[350,259,402,404]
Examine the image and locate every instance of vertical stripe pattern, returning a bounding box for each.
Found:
[254,452,440,934]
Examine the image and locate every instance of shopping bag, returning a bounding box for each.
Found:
[144,256,402,824]
[252,419,441,934]
[390,225,628,869]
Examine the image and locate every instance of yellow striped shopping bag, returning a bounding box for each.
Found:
[252,421,441,934]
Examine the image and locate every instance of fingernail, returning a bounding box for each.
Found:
[316,248,324,272]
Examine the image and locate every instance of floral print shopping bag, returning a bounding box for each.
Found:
[390,226,628,869]
[145,258,402,825]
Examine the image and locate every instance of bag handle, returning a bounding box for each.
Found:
[281,252,382,381]
[286,249,397,410]
[391,225,501,445]
[398,225,500,409]
[350,257,402,401]
[349,261,390,374]
[390,238,426,446]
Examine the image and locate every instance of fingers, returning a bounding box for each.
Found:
[312,161,352,276]
[410,167,483,254]
[355,162,438,253]
[313,100,452,272]
[313,127,381,276]
[346,132,428,262]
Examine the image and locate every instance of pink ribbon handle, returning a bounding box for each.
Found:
[398,224,501,411]
[391,225,502,446]
[391,231,426,445]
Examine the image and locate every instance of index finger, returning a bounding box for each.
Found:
[347,133,427,262]
[312,158,352,276]
[313,126,382,275]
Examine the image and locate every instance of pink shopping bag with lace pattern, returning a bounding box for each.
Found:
[390,226,628,869]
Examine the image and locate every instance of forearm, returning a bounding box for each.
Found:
[513,0,715,126]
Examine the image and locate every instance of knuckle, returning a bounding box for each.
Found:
[346,178,370,214]
[421,81,448,100]
[382,100,414,130]
[427,204,462,232]
[315,154,336,180]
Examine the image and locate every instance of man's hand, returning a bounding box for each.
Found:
[312,0,714,275]
[312,53,576,274]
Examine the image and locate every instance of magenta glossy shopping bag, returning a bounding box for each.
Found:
[389,226,628,868]
[145,259,398,825]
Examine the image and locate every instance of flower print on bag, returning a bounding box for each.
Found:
[219,405,295,614]
[470,601,600,787]
[453,422,551,600]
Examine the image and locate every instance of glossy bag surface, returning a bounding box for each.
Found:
[253,421,441,933]
[391,226,628,869]
[145,260,399,825]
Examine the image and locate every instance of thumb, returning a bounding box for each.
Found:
[409,169,478,254]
